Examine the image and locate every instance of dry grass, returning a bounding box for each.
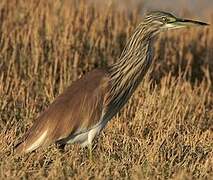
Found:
[0,0,213,179]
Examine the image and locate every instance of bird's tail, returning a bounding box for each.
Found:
[14,141,26,154]
[15,125,49,154]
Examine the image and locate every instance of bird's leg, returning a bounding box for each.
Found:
[56,142,66,153]
[87,129,97,161]
[88,143,93,161]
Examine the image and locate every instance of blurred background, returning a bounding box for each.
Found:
[89,0,213,18]
[0,0,212,179]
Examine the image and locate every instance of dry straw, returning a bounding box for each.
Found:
[0,0,212,179]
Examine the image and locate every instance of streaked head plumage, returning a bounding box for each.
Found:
[143,11,208,33]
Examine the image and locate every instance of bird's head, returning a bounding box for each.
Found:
[143,11,209,34]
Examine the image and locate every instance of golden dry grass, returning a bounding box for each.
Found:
[0,0,213,179]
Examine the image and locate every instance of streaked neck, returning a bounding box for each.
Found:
[106,23,156,115]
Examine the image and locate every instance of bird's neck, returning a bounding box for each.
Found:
[106,23,156,115]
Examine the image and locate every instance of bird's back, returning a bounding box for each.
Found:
[15,68,110,154]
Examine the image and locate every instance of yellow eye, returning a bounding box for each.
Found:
[163,17,168,22]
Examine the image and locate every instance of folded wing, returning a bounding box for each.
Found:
[15,69,110,154]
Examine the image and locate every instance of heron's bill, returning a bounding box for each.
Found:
[165,18,209,29]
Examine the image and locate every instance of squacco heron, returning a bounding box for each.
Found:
[15,11,208,157]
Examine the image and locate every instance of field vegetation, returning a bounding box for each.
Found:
[0,0,212,179]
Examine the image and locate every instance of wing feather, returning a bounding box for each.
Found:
[15,68,110,154]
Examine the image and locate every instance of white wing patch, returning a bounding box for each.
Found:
[26,129,48,153]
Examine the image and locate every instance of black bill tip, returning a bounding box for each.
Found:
[178,18,209,26]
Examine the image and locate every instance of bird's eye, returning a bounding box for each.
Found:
[162,17,168,22]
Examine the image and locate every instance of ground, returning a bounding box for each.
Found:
[0,0,212,179]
